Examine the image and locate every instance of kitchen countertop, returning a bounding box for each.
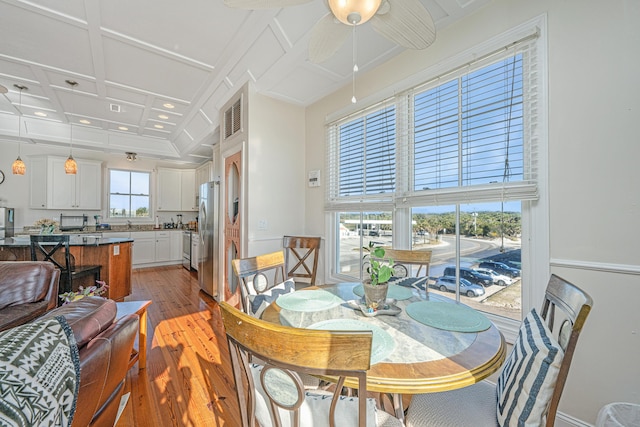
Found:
[19,225,196,234]
[0,236,134,247]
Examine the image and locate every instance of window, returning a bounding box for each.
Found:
[109,170,150,218]
[326,26,544,324]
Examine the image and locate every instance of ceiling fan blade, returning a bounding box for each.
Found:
[370,0,436,50]
[308,13,351,63]
[224,0,312,9]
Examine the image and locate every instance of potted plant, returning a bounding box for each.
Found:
[362,242,394,309]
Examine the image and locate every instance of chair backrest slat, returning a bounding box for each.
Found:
[540,274,593,427]
[282,236,321,286]
[231,250,287,314]
[219,301,372,427]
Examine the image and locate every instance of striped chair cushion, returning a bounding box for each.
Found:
[496,309,564,427]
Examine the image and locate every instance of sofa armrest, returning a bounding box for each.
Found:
[72,313,139,427]
[0,261,60,311]
[0,301,50,332]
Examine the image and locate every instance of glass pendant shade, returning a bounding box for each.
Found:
[12,156,26,175]
[65,155,77,174]
[328,0,382,25]
[13,84,27,175]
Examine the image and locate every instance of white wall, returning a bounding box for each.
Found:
[245,88,306,256]
[304,0,640,424]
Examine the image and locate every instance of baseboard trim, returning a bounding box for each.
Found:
[554,410,593,427]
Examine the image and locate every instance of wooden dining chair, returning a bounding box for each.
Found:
[30,235,101,295]
[231,250,291,317]
[219,301,403,427]
[282,235,321,287]
[369,248,432,291]
[404,274,593,427]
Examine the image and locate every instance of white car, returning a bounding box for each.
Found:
[475,268,513,286]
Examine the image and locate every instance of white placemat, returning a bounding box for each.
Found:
[307,319,395,364]
[276,289,343,312]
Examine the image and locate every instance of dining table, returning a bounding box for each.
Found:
[261,281,506,420]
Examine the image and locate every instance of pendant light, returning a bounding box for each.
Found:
[65,80,78,175]
[12,84,27,175]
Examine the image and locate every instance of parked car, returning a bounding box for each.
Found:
[475,267,513,286]
[435,276,485,297]
[478,261,520,278]
[443,266,493,287]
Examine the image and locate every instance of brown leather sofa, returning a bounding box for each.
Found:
[41,296,139,427]
[0,261,60,331]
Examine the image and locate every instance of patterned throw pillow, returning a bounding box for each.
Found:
[247,279,295,318]
[496,308,565,427]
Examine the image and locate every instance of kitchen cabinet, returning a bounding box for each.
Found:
[49,157,102,209]
[155,231,172,262]
[129,230,182,266]
[29,157,48,208]
[181,170,197,211]
[196,161,212,188]
[131,231,155,265]
[157,169,182,211]
[157,168,197,211]
[28,156,102,210]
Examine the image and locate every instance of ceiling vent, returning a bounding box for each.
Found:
[110,103,121,113]
[224,98,242,140]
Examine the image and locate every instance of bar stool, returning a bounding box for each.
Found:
[30,235,101,295]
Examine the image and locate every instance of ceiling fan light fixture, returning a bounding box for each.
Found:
[328,0,382,25]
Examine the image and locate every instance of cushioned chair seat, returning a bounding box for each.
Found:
[406,382,498,426]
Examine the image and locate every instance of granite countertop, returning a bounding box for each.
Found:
[0,236,134,247]
[19,224,196,234]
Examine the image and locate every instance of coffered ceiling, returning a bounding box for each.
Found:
[0,0,490,165]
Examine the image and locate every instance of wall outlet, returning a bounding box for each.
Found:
[258,219,268,231]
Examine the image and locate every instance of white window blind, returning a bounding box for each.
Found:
[326,103,396,211]
[327,32,539,210]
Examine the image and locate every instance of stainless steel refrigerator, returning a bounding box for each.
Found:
[198,181,220,297]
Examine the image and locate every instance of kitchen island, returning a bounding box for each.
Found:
[0,236,134,301]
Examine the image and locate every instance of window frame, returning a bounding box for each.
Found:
[324,16,549,342]
[107,168,152,220]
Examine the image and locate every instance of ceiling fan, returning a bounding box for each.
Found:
[224,0,436,63]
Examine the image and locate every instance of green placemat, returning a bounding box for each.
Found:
[276,289,343,312]
[406,301,491,332]
[353,283,413,301]
[307,319,395,364]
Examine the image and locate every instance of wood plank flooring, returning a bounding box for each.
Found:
[116,266,240,427]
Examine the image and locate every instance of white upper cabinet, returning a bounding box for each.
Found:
[157,168,198,211]
[195,161,212,188]
[181,169,197,211]
[29,156,102,210]
[157,168,182,211]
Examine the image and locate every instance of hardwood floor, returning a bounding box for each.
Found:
[116,266,241,427]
